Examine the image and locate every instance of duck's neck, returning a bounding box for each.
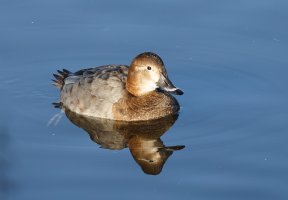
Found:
[126,81,157,97]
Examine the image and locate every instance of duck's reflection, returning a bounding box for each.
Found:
[64,109,185,175]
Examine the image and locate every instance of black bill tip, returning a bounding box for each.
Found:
[174,88,184,95]
[169,88,184,95]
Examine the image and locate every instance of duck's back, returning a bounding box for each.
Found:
[57,65,129,119]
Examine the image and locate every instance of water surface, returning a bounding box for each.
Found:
[1,0,288,200]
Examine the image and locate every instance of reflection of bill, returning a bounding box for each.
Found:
[129,136,184,175]
[63,108,185,175]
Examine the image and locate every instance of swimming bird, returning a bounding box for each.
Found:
[53,52,183,121]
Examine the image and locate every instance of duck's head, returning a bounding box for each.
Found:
[126,52,184,97]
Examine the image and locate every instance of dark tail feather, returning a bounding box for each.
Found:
[52,102,63,108]
[63,69,71,74]
[53,73,62,80]
[52,69,71,89]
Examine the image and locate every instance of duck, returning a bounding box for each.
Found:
[52,52,183,121]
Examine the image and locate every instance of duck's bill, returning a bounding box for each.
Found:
[164,145,185,151]
[157,73,184,95]
[161,86,184,95]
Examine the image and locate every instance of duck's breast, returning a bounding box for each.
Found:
[112,91,180,121]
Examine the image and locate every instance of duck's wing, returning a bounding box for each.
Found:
[54,65,128,89]
[75,65,129,100]
[58,65,129,118]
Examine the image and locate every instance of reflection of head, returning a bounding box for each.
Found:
[128,135,184,175]
[63,108,185,175]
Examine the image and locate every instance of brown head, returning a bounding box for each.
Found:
[126,52,184,96]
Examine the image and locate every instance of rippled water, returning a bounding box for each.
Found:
[1,1,288,200]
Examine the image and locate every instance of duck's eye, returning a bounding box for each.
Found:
[147,66,152,70]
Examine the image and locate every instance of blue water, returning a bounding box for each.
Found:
[1,0,288,200]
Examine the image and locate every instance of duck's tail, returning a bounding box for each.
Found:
[52,69,71,89]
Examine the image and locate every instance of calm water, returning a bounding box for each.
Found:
[1,0,288,199]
